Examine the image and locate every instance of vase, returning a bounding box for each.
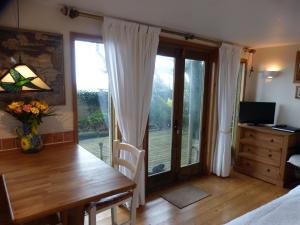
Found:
[16,123,43,153]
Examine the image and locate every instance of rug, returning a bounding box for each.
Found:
[160,185,210,209]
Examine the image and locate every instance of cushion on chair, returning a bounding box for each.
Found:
[95,191,133,210]
[288,154,300,167]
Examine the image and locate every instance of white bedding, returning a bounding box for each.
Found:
[224,185,300,225]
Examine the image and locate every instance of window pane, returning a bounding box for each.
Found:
[148,55,175,176]
[181,59,205,167]
[75,40,112,165]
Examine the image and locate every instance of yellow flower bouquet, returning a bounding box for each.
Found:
[5,99,55,153]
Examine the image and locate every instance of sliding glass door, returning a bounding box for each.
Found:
[147,45,210,189]
[180,59,205,167]
[148,55,175,176]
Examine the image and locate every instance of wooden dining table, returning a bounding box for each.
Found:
[0,143,135,225]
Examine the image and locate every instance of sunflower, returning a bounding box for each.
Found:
[20,137,31,151]
[8,101,23,110]
[30,107,40,115]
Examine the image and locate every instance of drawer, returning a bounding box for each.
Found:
[239,145,281,166]
[237,157,280,180]
[243,130,283,149]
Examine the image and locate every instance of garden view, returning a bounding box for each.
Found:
[75,40,205,175]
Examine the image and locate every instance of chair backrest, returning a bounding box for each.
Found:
[112,140,144,185]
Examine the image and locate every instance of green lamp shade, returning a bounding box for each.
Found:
[0,64,51,93]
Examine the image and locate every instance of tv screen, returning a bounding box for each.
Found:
[239,102,276,125]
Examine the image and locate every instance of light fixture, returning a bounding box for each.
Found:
[0,0,51,93]
[0,65,51,92]
[246,49,256,77]
[260,70,281,79]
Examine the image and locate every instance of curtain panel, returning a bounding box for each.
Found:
[103,17,160,207]
[213,43,242,177]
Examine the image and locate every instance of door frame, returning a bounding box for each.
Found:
[145,37,218,192]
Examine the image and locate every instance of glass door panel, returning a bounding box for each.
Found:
[180,59,205,167]
[148,55,175,176]
[74,40,112,165]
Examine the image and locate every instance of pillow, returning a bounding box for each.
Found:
[287,154,300,167]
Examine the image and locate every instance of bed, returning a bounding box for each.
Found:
[224,185,300,225]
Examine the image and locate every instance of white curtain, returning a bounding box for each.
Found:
[103,17,160,207]
[213,43,242,177]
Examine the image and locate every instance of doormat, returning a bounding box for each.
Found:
[160,185,210,209]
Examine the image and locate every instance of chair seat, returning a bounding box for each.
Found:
[95,191,133,211]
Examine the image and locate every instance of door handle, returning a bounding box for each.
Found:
[173,120,181,135]
[174,120,178,131]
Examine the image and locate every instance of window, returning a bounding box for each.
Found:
[72,35,113,165]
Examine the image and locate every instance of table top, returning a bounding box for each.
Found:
[0,143,135,224]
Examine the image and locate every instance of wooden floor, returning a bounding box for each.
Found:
[91,171,288,225]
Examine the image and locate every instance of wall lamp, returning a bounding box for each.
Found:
[259,70,281,80]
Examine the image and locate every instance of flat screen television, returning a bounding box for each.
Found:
[239,101,276,125]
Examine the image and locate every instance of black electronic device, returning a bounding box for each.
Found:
[239,101,276,125]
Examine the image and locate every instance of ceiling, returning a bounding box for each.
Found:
[34,0,300,48]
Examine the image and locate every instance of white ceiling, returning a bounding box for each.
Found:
[34,0,300,48]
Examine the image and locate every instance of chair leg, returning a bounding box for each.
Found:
[89,206,97,225]
[130,204,136,225]
[111,206,118,225]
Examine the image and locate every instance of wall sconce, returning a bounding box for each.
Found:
[244,48,256,77]
[258,70,281,81]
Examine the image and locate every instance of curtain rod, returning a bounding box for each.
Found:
[61,6,249,49]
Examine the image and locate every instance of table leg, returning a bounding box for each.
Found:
[63,206,85,225]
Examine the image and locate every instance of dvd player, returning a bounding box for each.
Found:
[272,125,300,133]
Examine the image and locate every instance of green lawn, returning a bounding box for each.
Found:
[79,130,200,175]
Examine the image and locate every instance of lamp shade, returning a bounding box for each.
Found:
[0,64,51,93]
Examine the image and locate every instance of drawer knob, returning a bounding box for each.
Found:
[268,154,272,158]
[270,139,274,143]
[267,169,271,172]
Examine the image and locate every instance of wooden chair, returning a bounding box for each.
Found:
[87,140,145,225]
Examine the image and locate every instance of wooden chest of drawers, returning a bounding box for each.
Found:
[235,125,300,186]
